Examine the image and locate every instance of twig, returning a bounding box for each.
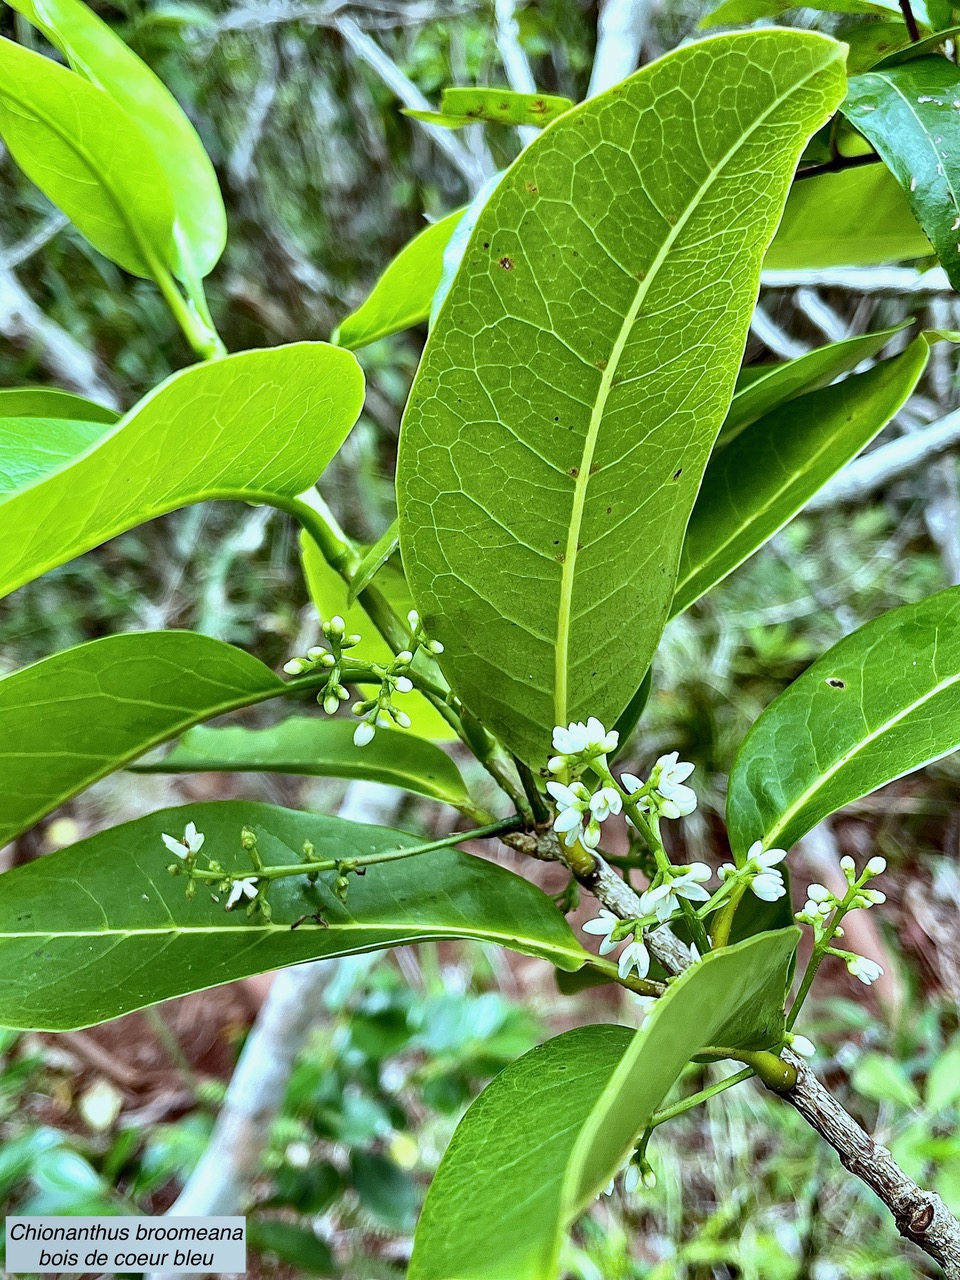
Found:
[805,406,960,510]
[761,266,951,295]
[494,0,539,146]
[795,152,881,181]
[777,1049,960,1275]
[587,0,649,97]
[794,287,848,342]
[333,15,490,192]
[2,211,70,270]
[751,303,810,359]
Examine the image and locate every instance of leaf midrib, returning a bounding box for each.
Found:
[554,53,835,725]
[765,663,960,847]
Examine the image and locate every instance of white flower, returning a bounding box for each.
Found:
[654,752,695,793]
[581,908,621,956]
[353,721,375,747]
[589,787,622,822]
[789,1034,817,1058]
[226,877,259,910]
[618,937,651,981]
[619,772,651,826]
[744,841,787,902]
[639,864,712,923]
[551,717,618,759]
[546,779,591,846]
[847,954,884,985]
[161,821,205,860]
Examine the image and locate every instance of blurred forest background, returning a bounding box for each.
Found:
[3,0,960,1276]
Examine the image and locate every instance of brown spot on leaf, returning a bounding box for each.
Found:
[498,256,515,270]
[826,677,846,690]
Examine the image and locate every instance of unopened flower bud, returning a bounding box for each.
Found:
[323,694,340,715]
[866,856,887,876]
[397,650,413,664]
[283,658,305,675]
[306,646,325,661]
[807,883,831,902]
[407,609,420,629]
[840,855,856,874]
[353,722,375,747]
[428,639,444,654]
[394,711,412,728]
[395,676,414,694]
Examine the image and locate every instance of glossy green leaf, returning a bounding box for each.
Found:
[673,338,929,615]
[0,417,111,494]
[405,87,573,129]
[410,929,798,1280]
[727,585,960,856]
[843,58,960,290]
[878,25,960,66]
[300,536,456,741]
[0,632,283,847]
[7,0,226,281]
[398,32,846,765]
[721,323,907,447]
[332,212,463,350]
[763,163,933,269]
[135,717,469,807]
[347,520,399,605]
[0,35,174,279]
[0,343,364,599]
[0,387,118,424]
[0,800,586,1029]
[842,21,912,74]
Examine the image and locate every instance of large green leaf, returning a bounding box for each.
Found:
[7,0,226,282]
[398,32,846,765]
[0,388,118,424]
[843,58,960,290]
[0,801,586,1029]
[763,163,933,269]
[727,586,960,857]
[0,632,283,847]
[0,343,363,599]
[0,418,111,494]
[135,718,470,807]
[300,537,456,741]
[0,35,174,279]
[410,929,798,1280]
[332,212,463,350]
[673,338,929,615]
[701,0,934,26]
[721,323,906,447]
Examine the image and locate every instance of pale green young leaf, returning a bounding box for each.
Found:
[0,801,586,1029]
[135,718,470,808]
[410,930,798,1280]
[332,211,463,350]
[926,1043,960,1110]
[0,387,118,423]
[763,164,933,269]
[7,0,226,282]
[0,417,111,494]
[300,535,457,741]
[347,520,399,605]
[727,585,960,857]
[722,323,907,447]
[398,32,846,765]
[701,0,932,27]
[405,87,573,130]
[842,58,960,290]
[673,338,929,615]
[0,632,283,847]
[0,343,364,599]
[0,35,175,278]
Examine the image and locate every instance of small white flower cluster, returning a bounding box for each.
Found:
[719,841,788,903]
[406,609,445,657]
[160,822,265,916]
[283,615,360,714]
[796,854,887,986]
[545,718,698,851]
[582,909,651,980]
[639,864,712,922]
[353,611,444,747]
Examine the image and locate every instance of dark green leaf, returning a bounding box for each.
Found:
[878,25,960,65]
[405,87,573,129]
[350,1150,418,1227]
[7,0,226,281]
[398,32,846,765]
[0,343,364,599]
[842,22,912,74]
[764,163,933,269]
[673,338,929,615]
[410,930,797,1280]
[0,801,586,1029]
[248,1220,334,1275]
[0,387,118,423]
[727,585,960,856]
[0,35,174,278]
[332,211,462,350]
[0,631,283,847]
[135,717,470,807]
[842,59,960,288]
